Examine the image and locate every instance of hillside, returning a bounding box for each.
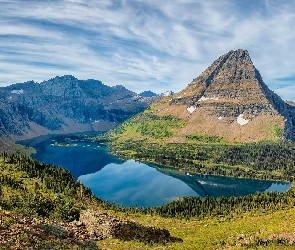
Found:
[99,49,295,189]
[0,75,149,151]
[3,153,295,249]
[109,49,295,144]
[0,153,183,249]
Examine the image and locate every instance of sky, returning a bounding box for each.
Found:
[1,0,295,100]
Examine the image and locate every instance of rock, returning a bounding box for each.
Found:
[70,220,84,227]
[139,90,158,97]
[0,210,100,249]
[36,223,68,239]
[79,210,182,244]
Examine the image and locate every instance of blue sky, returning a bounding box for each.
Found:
[1,0,295,100]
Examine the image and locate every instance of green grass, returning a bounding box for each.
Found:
[12,144,36,156]
[2,153,295,249]
[98,208,295,249]
[106,114,187,142]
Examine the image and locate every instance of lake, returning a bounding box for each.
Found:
[18,134,291,207]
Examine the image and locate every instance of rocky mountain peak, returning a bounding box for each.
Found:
[0,76,150,148]
[171,49,285,112]
[185,49,266,104]
[194,49,255,83]
[151,49,295,142]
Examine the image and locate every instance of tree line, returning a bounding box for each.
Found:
[109,139,295,182]
[2,150,295,222]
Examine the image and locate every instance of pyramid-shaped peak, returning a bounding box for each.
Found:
[211,49,253,69]
[180,49,287,116]
[221,49,253,65]
[190,49,258,89]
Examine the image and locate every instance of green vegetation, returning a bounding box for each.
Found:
[2,117,295,249]
[12,143,36,156]
[274,125,285,138]
[83,116,295,248]
[100,208,295,249]
[107,139,295,182]
[186,134,225,143]
[107,113,186,142]
[0,152,97,221]
[3,152,295,249]
[136,115,186,139]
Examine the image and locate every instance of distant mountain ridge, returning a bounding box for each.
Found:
[139,90,157,97]
[0,75,149,150]
[138,90,175,105]
[110,49,295,143]
[139,90,175,98]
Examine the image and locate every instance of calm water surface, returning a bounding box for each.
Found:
[19,134,291,207]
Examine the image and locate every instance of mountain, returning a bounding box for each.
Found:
[160,90,174,97]
[139,90,158,97]
[138,90,175,106]
[0,75,149,150]
[110,49,295,143]
[139,90,175,98]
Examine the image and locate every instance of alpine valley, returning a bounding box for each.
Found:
[0,75,150,151]
[3,50,295,249]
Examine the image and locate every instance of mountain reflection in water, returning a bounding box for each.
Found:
[154,166,289,198]
[18,134,291,207]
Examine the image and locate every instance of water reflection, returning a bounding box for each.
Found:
[154,167,290,198]
[18,134,291,207]
[19,135,123,179]
[79,160,197,207]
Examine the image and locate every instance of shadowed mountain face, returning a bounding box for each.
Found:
[137,49,295,142]
[0,75,149,150]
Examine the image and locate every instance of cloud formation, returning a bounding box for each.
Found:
[1,0,295,99]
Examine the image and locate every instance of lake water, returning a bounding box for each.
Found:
[18,134,291,207]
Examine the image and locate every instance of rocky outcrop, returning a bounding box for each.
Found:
[0,209,99,249]
[0,75,149,148]
[79,210,182,243]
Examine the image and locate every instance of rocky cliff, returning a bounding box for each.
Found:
[0,75,148,149]
[112,49,295,143]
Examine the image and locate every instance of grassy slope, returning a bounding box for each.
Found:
[100,208,295,249]
[2,153,295,249]
[107,98,284,145]
[90,105,295,249]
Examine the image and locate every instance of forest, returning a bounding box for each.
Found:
[108,139,295,182]
[0,152,97,221]
[3,151,295,248]
[2,151,295,221]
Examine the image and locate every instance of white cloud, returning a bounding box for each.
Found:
[1,0,295,99]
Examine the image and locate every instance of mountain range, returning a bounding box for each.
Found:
[111,49,295,143]
[2,49,295,152]
[0,75,150,150]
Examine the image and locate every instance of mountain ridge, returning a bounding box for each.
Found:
[0,75,149,151]
[110,49,295,143]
